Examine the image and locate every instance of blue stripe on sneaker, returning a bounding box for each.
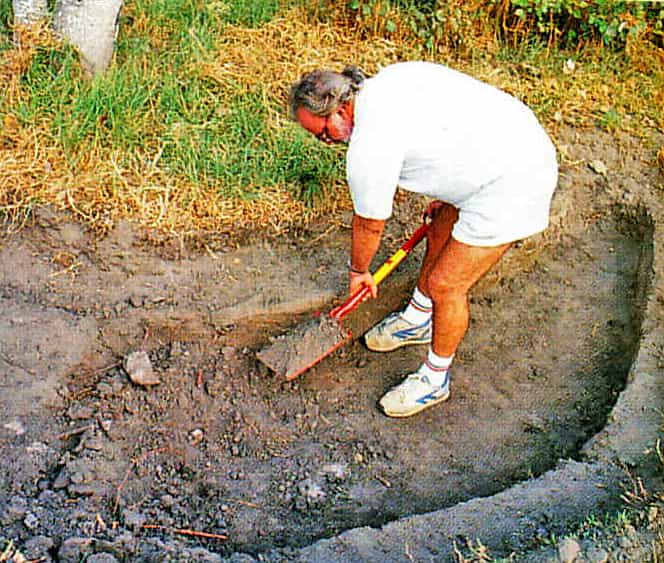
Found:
[416,388,445,405]
[393,319,431,340]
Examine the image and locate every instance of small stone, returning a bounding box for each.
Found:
[96,383,114,397]
[84,437,105,451]
[69,483,103,496]
[58,537,93,563]
[70,471,85,484]
[86,554,120,563]
[585,545,609,563]
[184,548,222,563]
[558,537,581,563]
[67,404,95,420]
[321,463,349,481]
[122,509,146,530]
[588,159,608,176]
[124,351,160,386]
[523,413,547,432]
[648,505,659,523]
[24,512,40,529]
[3,419,26,435]
[3,496,28,522]
[617,535,633,549]
[189,428,204,445]
[22,535,55,559]
[297,478,326,503]
[160,494,175,508]
[53,468,70,489]
[222,346,236,360]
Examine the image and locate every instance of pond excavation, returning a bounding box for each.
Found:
[0,128,663,562]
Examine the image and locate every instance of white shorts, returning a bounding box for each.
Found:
[451,150,559,247]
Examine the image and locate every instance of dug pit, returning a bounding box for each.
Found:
[1,126,663,562]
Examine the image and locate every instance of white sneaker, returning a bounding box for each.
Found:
[364,312,432,352]
[379,371,450,418]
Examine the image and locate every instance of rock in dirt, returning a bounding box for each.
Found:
[3,419,26,435]
[297,478,326,503]
[585,544,609,563]
[86,554,120,563]
[558,537,581,562]
[589,159,608,176]
[321,463,350,481]
[58,537,93,563]
[22,535,55,559]
[124,351,160,386]
[122,508,147,530]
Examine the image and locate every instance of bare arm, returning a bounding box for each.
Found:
[349,214,385,298]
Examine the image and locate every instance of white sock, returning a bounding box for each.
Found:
[418,348,453,387]
[401,286,433,325]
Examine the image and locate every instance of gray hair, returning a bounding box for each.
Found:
[288,66,366,118]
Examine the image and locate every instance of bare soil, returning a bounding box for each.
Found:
[1,125,663,562]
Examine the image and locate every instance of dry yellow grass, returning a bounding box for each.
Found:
[1,6,662,241]
[0,8,418,239]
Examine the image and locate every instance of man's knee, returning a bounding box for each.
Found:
[426,271,466,303]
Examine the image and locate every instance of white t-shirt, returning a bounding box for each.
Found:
[346,62,558,245]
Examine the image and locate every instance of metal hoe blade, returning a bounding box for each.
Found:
[256,315,351,380]
[256,222,429,380]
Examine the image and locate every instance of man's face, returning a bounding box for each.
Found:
[295,102,354,144]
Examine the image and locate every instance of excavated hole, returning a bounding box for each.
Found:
[56,205,650,558]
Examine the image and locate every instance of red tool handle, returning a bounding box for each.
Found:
[329,222,429,321]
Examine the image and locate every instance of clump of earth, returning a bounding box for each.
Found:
[1,125,663,562]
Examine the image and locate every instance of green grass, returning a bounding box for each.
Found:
[4,0,343,207]
[161,89,342,202]
[0,1,11,37]
[1,0,662,232]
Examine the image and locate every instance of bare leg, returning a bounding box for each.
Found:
[427,238,511,357]
[417,203,458,298]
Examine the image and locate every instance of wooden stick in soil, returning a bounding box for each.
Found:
[142,524,228,541]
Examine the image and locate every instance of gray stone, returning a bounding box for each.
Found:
[23,511,39,529]
[185,547,223,562]
[558,537,581,563]
[53,468,70,489]
[124,350,160,386]
[22,535,55,558]
[585,545,609,563]
[86,554,120,563]
[3,496,28,523]
[58,537,93,563]
[122,508,147,530]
